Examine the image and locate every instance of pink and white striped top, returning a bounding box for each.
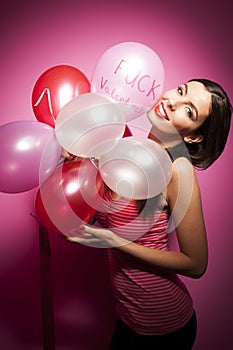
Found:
[96,188,194,335]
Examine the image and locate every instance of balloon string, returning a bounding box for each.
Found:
[30,212,39,221]
[90,157,99,170]
[39,223,55,350]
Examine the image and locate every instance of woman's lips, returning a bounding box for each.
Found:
[154,102,168,120]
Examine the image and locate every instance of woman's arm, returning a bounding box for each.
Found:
[115,157,208,278]
[68,158,208,278]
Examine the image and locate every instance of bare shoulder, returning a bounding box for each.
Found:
[167,157,199,194]
[170,157,196,181]
[166,157,202,218]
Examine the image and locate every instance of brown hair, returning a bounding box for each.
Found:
[185,79,232,169]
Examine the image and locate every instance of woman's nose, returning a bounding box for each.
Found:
[167,99,177,111]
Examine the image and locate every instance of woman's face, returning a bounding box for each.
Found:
[147,81,212,142]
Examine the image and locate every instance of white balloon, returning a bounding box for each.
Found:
[99,137,172,199]
[55,93,126,157]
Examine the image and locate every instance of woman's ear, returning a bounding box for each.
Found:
[183,134,204,144]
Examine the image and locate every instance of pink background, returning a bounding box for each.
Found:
[0,0,232,349]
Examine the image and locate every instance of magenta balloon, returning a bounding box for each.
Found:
[0,120,61,193]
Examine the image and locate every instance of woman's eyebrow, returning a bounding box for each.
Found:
[184,83,199,120]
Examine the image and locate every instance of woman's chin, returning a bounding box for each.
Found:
[147,109,170,130]
[147,110,183,147]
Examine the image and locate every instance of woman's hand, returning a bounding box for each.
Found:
[61,148,76,161]
[67,225,129,248]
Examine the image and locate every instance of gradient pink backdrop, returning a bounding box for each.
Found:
[0,0,232,349]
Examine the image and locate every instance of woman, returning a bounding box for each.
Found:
[67,79,232,349]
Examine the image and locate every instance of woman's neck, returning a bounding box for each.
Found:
[147,126,183,149]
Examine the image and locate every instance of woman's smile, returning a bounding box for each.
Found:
[154,101,169,120]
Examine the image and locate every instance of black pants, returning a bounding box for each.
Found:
[109,311,197,350]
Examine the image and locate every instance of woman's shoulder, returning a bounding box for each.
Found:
[171,156,197,180]
[166,157,199,202]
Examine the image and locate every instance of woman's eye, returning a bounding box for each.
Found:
[177,86,184,95]
[185,106,193,119]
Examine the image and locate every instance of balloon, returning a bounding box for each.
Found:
[36,159,104,237]
[123,125,132,137]
[0,121,61,194]
[91,42,165,121]
[32,65,90,127]
[99,137,172,200]
[55,93,126,157]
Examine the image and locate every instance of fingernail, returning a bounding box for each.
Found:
[80,225,85,230]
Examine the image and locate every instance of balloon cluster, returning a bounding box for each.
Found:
[0,42,172,237]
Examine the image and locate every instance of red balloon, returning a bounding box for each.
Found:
[32,65,90,127]
[123,125,133,137]
[35,159,104,237]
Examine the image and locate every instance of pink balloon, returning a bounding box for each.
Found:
[91,42,165,121]
[0,121,61,193]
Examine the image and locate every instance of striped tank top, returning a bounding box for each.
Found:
[96,188,193,335]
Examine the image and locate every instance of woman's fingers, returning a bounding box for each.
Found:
[66,235,112,248]
[80,224,99,235]
[67,225,129,248]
